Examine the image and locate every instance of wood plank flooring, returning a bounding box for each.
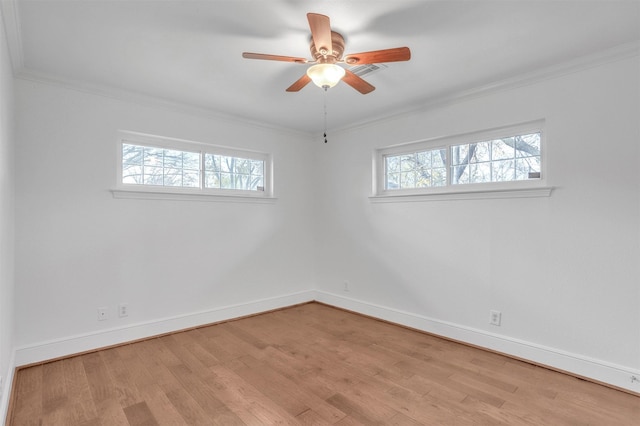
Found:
[7,302,639,425]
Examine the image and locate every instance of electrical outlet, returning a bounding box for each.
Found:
[118,303,129,318]
[97,307,108,321]
[489,310,502,326]
[343,280,350,292]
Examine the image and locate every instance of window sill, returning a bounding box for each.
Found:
[370,186,553,203]
[111,188,277,203]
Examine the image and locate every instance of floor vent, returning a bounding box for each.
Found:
[349,63,388,77]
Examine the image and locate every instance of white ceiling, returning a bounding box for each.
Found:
[3,0,640,134]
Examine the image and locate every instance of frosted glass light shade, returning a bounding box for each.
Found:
[306,64,346,89]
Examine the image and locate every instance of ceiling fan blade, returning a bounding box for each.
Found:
[286,74,312,92]
[242,52,308,63]
[343,47,411,65]
[342,70,375,94]
[307,13,332,56]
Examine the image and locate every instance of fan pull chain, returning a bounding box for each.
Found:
[323,89,328,143]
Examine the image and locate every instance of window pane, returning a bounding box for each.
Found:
[451,144,469,166]
[144,147,163,166]
[163,168,182,187]
[234,159,250,174]
[122,164,143,184]
[163,149,182,168]
[492,159,515,181]
[251,160,264,176]
[232,173,244,189]
[244,175,254,190]
[432,149,446,168]
[470,162,491,183]
[416,151,431,169]
[205,171,220,188]
[400,171,415,188]
[452,164,470,184]
[386,156,401,173]
[220,156,233,173]
[220,172,232,189]
[415,170,431,188]
[143,166,163,185]
[122,144,143,164]
[432,168,446,186]
[205,154,220,172]
[252,176,264,191]
[387,172,400,189]
[472,141,490,163]
[401,155,414,172]
[492,138,515,160]
[183,171,200,187]
[515,133,541,158]
[516,157,541,180]
[183,151,200,169]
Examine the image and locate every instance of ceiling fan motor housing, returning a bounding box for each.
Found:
[310,31,345,64]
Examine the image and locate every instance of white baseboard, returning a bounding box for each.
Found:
[11,289,640,396]
[14,290,316,367]
[315,291,640,394]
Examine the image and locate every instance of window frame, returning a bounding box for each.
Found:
[114,131,274,201]
[372,120,551,201]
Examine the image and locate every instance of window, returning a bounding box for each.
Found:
[374,120,549,200]
[122,144,201,188]
[385,148,447,190]
[450,133,541,185]
[204,154,264,191]
[116,132,272,199]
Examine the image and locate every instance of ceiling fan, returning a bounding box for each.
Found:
[242,13,411,94]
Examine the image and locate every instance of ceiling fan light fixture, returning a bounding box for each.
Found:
[306,63,346,89]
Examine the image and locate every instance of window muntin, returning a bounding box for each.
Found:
[376,121,545,197]
[118,132,271,197]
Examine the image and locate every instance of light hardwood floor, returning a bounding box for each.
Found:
[7,302,639,425]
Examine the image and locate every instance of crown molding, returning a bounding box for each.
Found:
[16,68,312,138]
[15,68,313,139]
[335,40,640,134]
[0,0,24,74]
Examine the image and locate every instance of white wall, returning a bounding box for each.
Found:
[0,3,16,417]
[14,80,318,361]
[314,55,640,392]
